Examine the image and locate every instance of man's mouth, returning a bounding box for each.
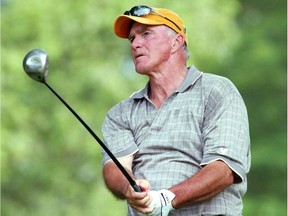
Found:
[134,53,145,60]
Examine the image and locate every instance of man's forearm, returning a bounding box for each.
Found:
[170,160,234,209]
[103,161,132,199]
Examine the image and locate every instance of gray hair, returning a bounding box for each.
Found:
[182,44,190,62]
[166,27,190,62]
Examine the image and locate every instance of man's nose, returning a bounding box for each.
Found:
[131,36,142,50]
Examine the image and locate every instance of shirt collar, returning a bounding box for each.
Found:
[130,65,202,99]
[176,65,203,93]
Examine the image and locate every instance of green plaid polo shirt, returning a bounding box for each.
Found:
[102,65,250,216]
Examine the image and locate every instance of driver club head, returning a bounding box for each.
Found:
[23,49,49,83]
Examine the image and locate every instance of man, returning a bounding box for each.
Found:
[101,5,250,216]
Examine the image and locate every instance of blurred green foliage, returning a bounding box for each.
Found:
[1,0,286,215]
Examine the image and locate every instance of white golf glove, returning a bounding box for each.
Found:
[147,189,175,216]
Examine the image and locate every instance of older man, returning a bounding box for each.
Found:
[102,5,250,216]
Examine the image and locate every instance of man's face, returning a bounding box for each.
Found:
[128,23,174,75]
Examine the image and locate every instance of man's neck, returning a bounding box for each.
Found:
[148,65,188,109]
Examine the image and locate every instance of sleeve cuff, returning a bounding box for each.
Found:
[200,156,246,184]
[102,144,139,165]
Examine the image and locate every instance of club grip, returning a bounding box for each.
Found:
[132,183,142,192]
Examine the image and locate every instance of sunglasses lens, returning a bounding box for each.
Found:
[132,7,150,16]
[125,6,151,16]
[123,5,182,32]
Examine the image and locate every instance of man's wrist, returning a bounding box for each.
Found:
[171,197,176,209]
[169,188,177,209]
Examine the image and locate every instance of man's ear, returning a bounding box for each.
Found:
[171,34,185,53]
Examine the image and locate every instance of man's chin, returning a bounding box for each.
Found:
[135,66,148,75]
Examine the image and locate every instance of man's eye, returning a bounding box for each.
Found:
[128,37,134,43]
[143,31,151,36]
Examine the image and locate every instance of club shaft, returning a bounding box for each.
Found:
[44,82,141,192]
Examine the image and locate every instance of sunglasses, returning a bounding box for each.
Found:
[124,5,182,32]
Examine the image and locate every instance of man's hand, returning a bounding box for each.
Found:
[126,179,155,214]
[147,190,175,216]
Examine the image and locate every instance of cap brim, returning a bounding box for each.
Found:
[114,15,163,38]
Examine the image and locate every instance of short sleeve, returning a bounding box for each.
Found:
[201,78,251,183]
[101,102,139,165]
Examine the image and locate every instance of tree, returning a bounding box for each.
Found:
[2,0,286,215]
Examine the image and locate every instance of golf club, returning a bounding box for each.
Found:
[22,49,141,192]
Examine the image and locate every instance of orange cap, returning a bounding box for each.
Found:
[114,6,188,44]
